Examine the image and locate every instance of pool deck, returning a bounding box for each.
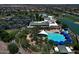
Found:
[46,29,60,33]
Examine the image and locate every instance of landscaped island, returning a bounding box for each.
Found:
[74,22,79,24]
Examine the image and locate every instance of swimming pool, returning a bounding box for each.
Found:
[47,32,65,42]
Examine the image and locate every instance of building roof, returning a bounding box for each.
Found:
[58,45,68,53]
[57,45,72,53]
[48,16,53,20]
[49,22,58,26]
[29,21,49,26]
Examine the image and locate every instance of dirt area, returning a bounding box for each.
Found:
[26,34,36,46]
[0,41,9,54]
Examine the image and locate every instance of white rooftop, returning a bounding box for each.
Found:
[48,16,54,20]
[38,30,48,35]
[66,47,72,52]
[49,22,58,27]
[44,16,55,21]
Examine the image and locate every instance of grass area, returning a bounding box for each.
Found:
[63,14,79,21]
[0,15,6,19]
[5,29,19,36]
[5,29,18,33]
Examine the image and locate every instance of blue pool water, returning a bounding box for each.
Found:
[47,32,65,42]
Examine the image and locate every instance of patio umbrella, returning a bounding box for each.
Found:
[38,30,48,36]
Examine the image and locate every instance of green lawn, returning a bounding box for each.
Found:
[5,29,19,36]
[63,14,79,21]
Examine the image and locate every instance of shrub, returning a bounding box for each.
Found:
[21,40,30,49]
[8,43,19,54]
[62,24,68,29]
[56,20,62,24]
[74,44,79,50]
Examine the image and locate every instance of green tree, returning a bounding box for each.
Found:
[8,43,19,54]
[35,13,39,21]
[56,20,62,24]
[48,40,54,47]
[39,15,44,21]
[62,24,68,29]
[0,30,13,42]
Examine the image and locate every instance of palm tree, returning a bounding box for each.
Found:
[35,13,39,21]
